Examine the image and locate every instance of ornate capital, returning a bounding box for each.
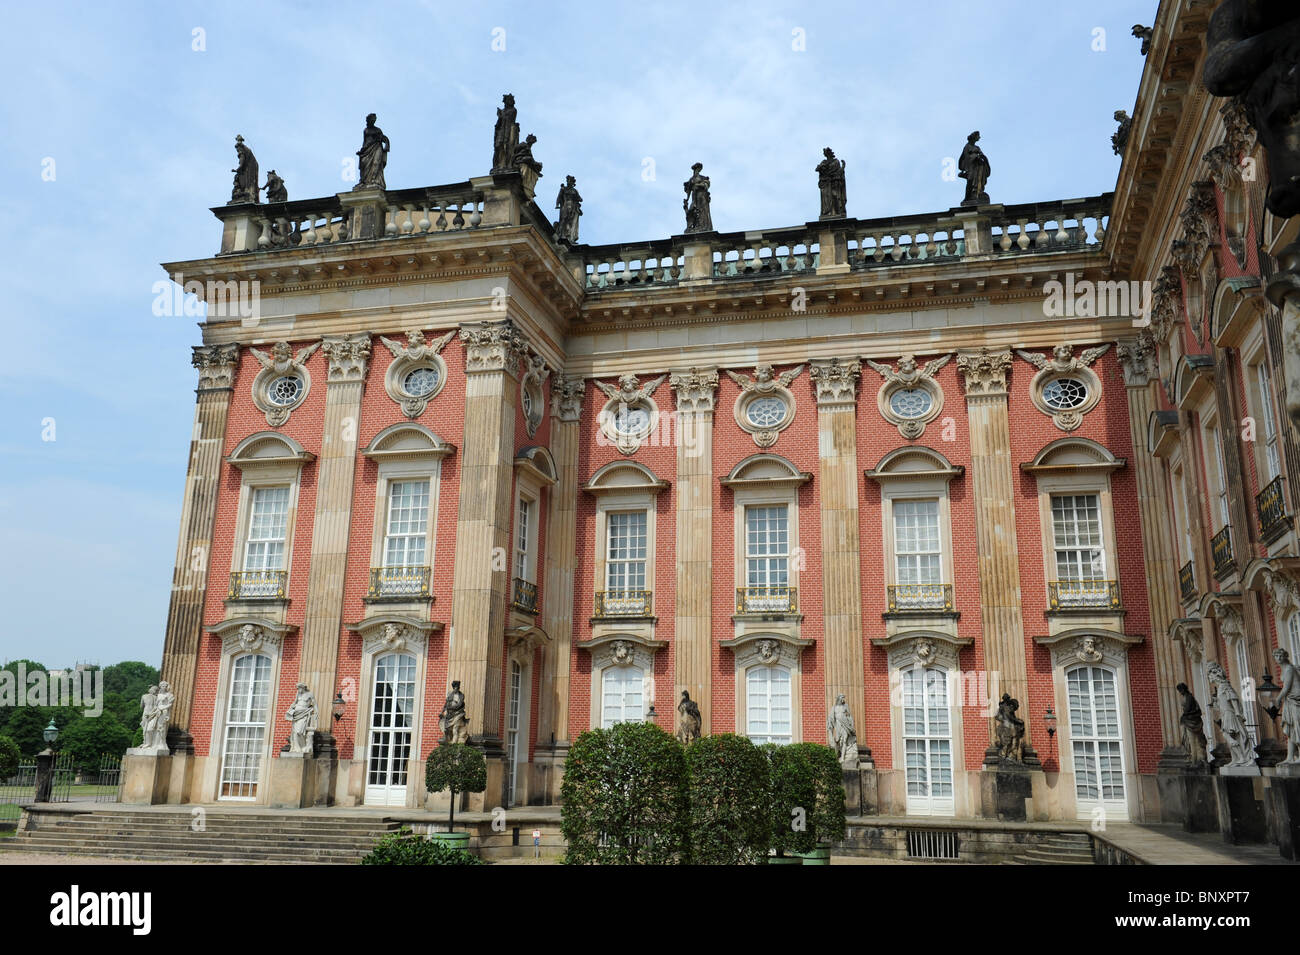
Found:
[808,357,861,408]
[192,343,239,390]
[957,348,1012,397]
[552,374,585,422]
[459,320,528,375]
[1262,567,1300,620]
[1116,335,1158,387]
[669,367,719,413]
[1214,603,1246,647]
[321,333,372,383]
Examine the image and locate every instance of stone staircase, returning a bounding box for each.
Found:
[2,809,404,864]
[1004,832,1096,865]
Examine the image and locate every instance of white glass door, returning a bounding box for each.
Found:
[365,652,416,807]
[219,653,272,800]
[1068,665,1128,819]
[506,660,522,805]
[902,666,954,815]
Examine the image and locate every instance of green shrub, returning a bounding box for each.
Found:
[425,743,487,828]
[360,827,482,865]
[561,721,689,864]
[765,742,847,855]
[0,736,19,779]
[685,733,770,864]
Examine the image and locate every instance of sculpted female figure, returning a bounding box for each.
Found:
[356,113,390,190]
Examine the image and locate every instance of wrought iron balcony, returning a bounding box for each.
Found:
[887,583,954,613]
[593,589,652,618]
[1179,561,1196,604]
[736,585,798,614]
[1256,475,1290,543]
[228,570,287,599]
[1211,525,1235,580]
[367,565,431,599]
[512,577,539,615]
[1048,579,1120,611]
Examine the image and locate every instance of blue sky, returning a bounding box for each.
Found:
[0,0,1155,666]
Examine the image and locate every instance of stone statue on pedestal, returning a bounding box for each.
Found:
[683,163,713,234]
[958,131,990,207]
[816,147,847,219]
[230,135,259,204]
[1177,682,1208,765]
[285,683,317,755]
[439,680,470,744]
[827,693,859,766]
[262,169,287,203]
[355,113,390,191]
[512,133,542,175]
[138,685,160,750]
[1274,648,1300,764]
[676,690,701,744]
[1206,661,1255,767]
[994,693,1025,763]
[492,94,520,174]
[554,175,582,244]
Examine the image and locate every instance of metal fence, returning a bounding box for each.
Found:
[0,753,123,822]
[0,762,37,822]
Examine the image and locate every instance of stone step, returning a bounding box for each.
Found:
[1,842,362,864]
[28,821,400,838]
[8,834,388,854]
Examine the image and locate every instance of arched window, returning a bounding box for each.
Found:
[219,653,273,800]
[601,664,644,727]
[902,665,953,815]
[1066,664,1126,812]
[747,665,792,744]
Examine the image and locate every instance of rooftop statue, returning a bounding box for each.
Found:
[958,131,990,207]
[1132,24,1153,55]
[683,162,713,234]
[554,175,582,244]
[355,113,390,190]
[230,135,259,204]
[492,93,520,174]
[261,169,287,203]
[816,147,847,219]
[513,133,542,175]
[1112,110,1133,156]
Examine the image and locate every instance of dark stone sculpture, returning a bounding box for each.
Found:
[230,135,259,204]
[1202,2,1300,217]
[355,113,390,191]
[1132,24,1153,55]
[816,147,847,219]
[958,131,990,207]
[676,690,701,744]
[1112,110,1133,156]
[262,169,287,203]
[492,93,520,174]
[438,679,470,744]
[513,133,542,175]
[994,693,1025,763]
[1177,682,1208,765]
[554,175,582,244]
[683,162,713,234]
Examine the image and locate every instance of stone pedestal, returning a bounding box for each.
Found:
[1214,770,1267,844]
[465,740,506,812]
[843,765,879,816]
[269,753,316,809]
[980,763,1033,822]
[1264,766,1300,860]
[339,187,388,240]
[122,754,173,805]
[311,732,338,808]
[1179,772,1220,832]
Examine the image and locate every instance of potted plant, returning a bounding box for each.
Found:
[424,742,487,849]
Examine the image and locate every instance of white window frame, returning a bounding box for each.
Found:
[745,664,793,745]
[1066,663,1129,817]
[600,663,645,728]
[242,485,290,573]
[364,650,419,807]
[1049,493,1107,584]
[744,503,790,591]
[382,479,431,570]
[900,664,955,816]
[218,652,274,801]
[604,510,648,594]
[893,498,943,588]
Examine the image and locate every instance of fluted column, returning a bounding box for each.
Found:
[298,333,371,752]
[1118,337,1187,759]
[809,358,868,761]
[670,367,718,733]
[160,344,239,752]
[957,348,1033,759]
[449,320,526,751]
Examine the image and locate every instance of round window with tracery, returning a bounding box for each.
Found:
[746,396,788,428]
[612,404,651,435]
[1043,377,1088,410]
[267,375,303,406]
[402,366,440,397]
[889,387,933,419]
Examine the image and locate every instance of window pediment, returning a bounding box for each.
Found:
[226,432,315,470]
[582,460,670,496]
[1147,410,1180,458]
[345,613,441,656]
[720,453,811,491]
[719,632,812,669]
[1021,437,1124,476]
[871,629,971,670]
[363,423,455,462]
[514,445,558,487]
[204,616,297,654]
[865,446,963,484]
[1032,627,1142,668]
[1173,353,1214,410]
[577,632,666,671]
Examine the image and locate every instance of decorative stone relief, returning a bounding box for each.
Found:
[221,622,283,656]
[1214,602,1246,647]
[589,636,658,673]
[1149,266,1184,346]
[808,357,861,408]
[732,635,804,671]
[1262,567,1300,619]
[551,374,585,422]
[321,333,372,383]
[1015,343,1110,431]
[670,367,719,414]
[459,320,528,374]
[1073,636,1104,663]
[594,373,667,455]
[725,364,803,447]
[865,353,951,439]
[520,352,551,437]
[379,329,455,418]
[360,621,429,657]
[192,343,239,390]
[1116,335,1157,387]
[1171,618,1205,662]
[956,348,1012,397]
[1172,181,1217,279]
[249,341,319,427]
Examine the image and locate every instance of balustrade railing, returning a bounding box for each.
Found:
[1179,561,1196,604]
[1211,525,1235,580]
[593,590,653,618]
[228,570,288,599]
[987,199,1108,254]
[367,565,432,599]
[1256,475,1289,542]
[887,583,954,613]
[736,586,798,614]
[512,577,539,615]
[1048,579,1121,611]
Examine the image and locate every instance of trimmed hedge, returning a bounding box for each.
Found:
[685,733,771,864]
[765,742,847,856]
[360,827,482,865]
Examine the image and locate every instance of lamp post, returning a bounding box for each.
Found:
[1044,705,1058,743]
[1258,670,1282,724]
[34,720,59,803]
[332,692,347,723]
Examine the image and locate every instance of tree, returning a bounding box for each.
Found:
[57,713,133,769]
[765,742,847,856]
[101,662,159,700]
[561,721,689,864]
[2,706,53,757]
[0,736,19,779]
[685,733,771,864]
[424,743,487,829]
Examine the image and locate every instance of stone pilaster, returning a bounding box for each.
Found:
[670,367,718,732]
[956,348,1033,759]
[1118,337,1188,762]
[160,344,239,753]
[298,333,371,753]
[450,320,527,761]
[537,375,583,781]
[809,358,868,761]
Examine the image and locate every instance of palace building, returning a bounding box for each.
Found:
[140,0,1300,833]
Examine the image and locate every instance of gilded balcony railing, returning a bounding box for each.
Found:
[1211,525,1235,579]
[593,590,652,618]
[367,565,431,599]
[736,586,798,614]
[1256,475,1289,542]
[228,570,287,599]
[512,577,539,615]
[1179,561,1196,604]
[887,583,954,613]
[1048,579,1120,611]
